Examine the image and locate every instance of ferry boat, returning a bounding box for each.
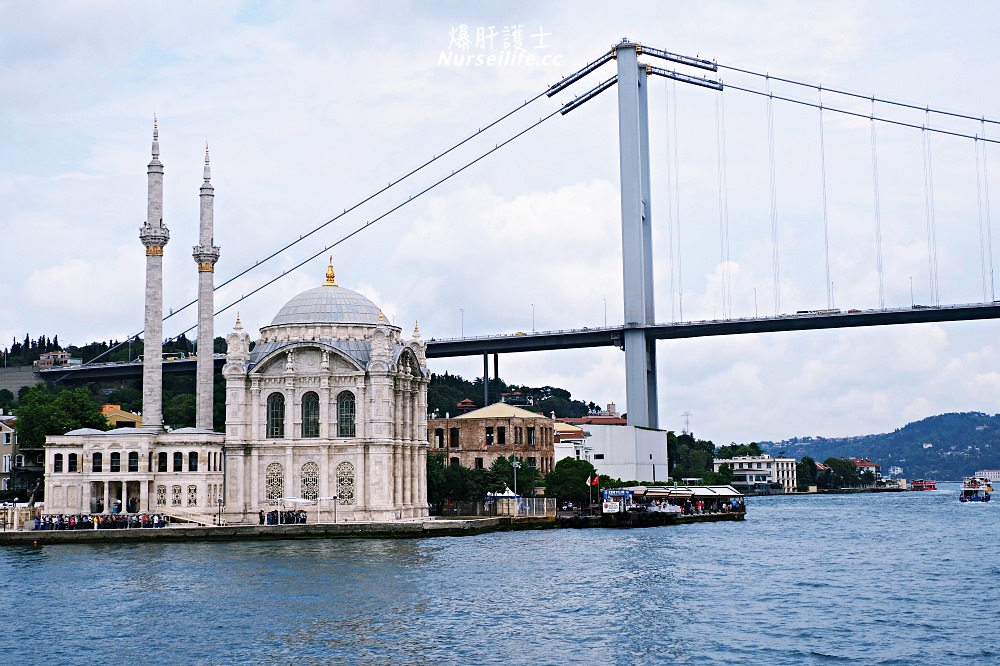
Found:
[959,476,993,502]
[910,479,937,491]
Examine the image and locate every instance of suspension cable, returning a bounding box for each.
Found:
[922,111,940,305]
[818,87,832,309]
[977,137,988,301]
[664,83,676,322]
[174,105,567,338]
[870,98,885,309]
[767,77,781,315]
[715,87,732,318]
[725,83,1000,145]
[163,88,552,327]
[984,119,996,301]
[718,63,1000,127]
[75,89,553,367]
[671,78,684,322]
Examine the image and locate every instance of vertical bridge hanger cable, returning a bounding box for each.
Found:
[870,97,885,309]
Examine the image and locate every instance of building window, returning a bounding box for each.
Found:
[498,427,506,445]
[301,461,319,500]
[128,452,139,473]
[767,463,772,469]
[336,461,355,505]
[450,457,460,468]
[486,427,494,445]
[54,453,64,473]
[267,393,285,439]
[527,427,536,446]
[111,452,121,473]
[188,451,198,472]
[173,452,183,472]
[475,457,484,469]
[68,453,78,473]
[157,452,168,472]
[337,391,356,437]
[156,485,166,506]
[266,462,283,501]
[171,485,182,506]
[528,457,537,468]
[434,428,444,448]
[594,453,605,460]
[187,485,198,506]
[302,392,320,438]
[449,427,460,448]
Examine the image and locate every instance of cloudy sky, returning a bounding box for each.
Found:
[3,1,1000,445]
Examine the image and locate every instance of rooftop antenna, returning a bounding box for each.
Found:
[681,411,692,435]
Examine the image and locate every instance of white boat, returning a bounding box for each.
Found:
[959,476,993,503]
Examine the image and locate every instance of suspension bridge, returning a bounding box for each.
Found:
[42,39,1000,430]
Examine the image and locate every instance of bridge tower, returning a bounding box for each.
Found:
[615,42,658,428]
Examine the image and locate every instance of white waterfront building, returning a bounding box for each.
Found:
[713,454,798,493]
[43,123,429,524]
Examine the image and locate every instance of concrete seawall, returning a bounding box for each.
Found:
[0,518,504,546]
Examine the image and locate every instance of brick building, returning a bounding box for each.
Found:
[427,403,555,475]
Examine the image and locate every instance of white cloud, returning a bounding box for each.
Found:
[3,1,1000,444]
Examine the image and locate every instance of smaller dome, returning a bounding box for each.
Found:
[270,262,382,326]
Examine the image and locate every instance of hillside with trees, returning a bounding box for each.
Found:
[757,412,1000,480]
[427,372,594,418]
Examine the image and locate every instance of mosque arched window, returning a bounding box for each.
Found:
[128,452,139,473]
[301,392,320,438]
[111,452,121,472]
[266,462,284,501]
[188,451,198,472]
[301,461,319,500]
[337,391,356,438]
[53,454,63,473]
[68,453,78,472]
[336,461,355,505]
[267,393,285,439]
[92,452,103,473]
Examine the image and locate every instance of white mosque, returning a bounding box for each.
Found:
[43,122,430,523]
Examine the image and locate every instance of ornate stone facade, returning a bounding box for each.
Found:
[221,263,430,522]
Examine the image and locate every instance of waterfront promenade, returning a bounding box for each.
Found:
[0,509,743,545]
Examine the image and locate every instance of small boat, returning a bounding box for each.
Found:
[959,476,993,503]
[910,479,937,491]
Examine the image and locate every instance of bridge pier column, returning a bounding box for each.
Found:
[617,41,658,428]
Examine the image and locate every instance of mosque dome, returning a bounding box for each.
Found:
[269,261,382,326]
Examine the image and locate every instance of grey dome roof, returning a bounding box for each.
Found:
[270,285,381,326]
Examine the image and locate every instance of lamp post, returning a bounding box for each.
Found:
[511,459,521,496]
[460,308,464,337]
[532,304,535,332]
[216,497,224,526]
[318,495,338,524]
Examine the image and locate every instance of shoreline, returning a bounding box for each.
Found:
[0,511,744,545]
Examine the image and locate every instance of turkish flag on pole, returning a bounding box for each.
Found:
[592,475,599,486]
[585,475,592,487]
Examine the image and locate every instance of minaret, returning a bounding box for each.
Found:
[193,143,221,429]
[139,117,170,431]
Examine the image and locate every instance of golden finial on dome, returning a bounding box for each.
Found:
[379,310,385,322]
[324,255,338,286]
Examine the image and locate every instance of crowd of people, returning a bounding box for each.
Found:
[34,513,173,530]
[259,509,308,525]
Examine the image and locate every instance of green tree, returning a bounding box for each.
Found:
[427,453,448,509]
[545,457,597,506]
[715,442,763,459]
[490,454,540,495]
[796,456,817,490]
[163,393,196,430]
[669,432,717,480]
[13,383,108,448]
[0,388,14,411]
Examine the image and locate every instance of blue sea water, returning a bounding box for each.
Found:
[1,483,997,665]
